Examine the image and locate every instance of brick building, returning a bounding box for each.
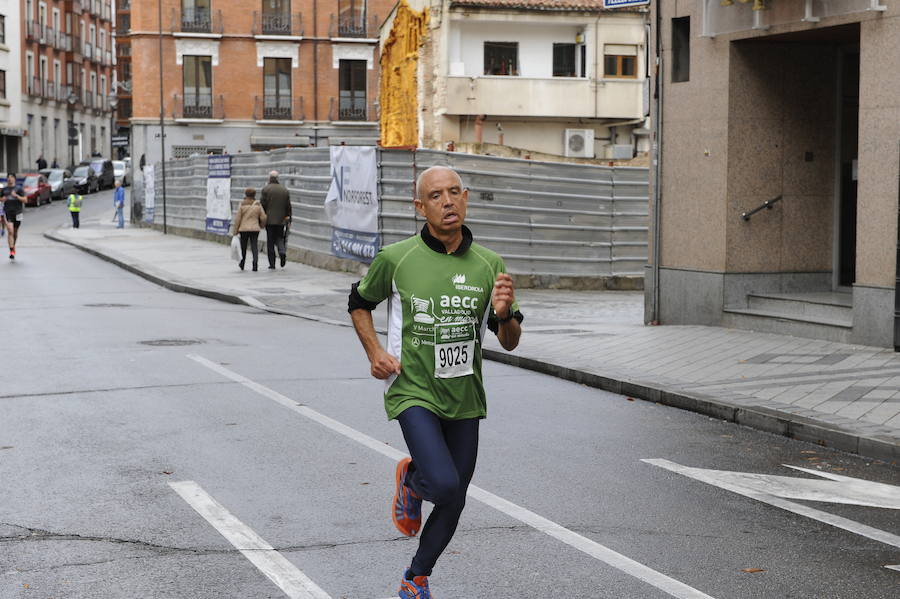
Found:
[20,0,116,170]
[128,0,393,168]
[114,0,131,159]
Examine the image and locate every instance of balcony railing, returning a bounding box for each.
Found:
[175,8,224,34]
[329,96,376,122]
[27,77,41,97]
[26,21,39,42]
[83,92,94,109]
[252,11,304,36]
[253,95,304,121]
[83,42,94,60]
[173,93,225,120]
[39,25,53,45]
[55,31,71,51]
[70,35,82,55]
[329,12,379,38]
[102,2,112,21]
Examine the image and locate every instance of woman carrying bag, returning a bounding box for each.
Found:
[229,188,267,271]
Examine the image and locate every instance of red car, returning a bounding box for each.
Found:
[21,173,51,206]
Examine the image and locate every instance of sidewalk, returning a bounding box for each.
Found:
[46,217,900,464]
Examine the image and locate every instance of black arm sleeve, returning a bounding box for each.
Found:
[487,310,524,334]
[348,281,380,313]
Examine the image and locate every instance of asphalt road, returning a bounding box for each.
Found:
[1,197,898,598]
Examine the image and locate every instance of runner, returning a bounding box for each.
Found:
[2,174,26,260]
[348,165,522,598]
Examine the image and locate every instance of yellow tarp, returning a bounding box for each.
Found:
[379,0,429,148]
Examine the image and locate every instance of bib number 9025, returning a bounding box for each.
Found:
[438,344,468,368]
[433,322,476,379]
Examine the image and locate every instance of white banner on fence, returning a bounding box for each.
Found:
[143,165,155,223]
[206,155,232,235]
[324,146,380,263]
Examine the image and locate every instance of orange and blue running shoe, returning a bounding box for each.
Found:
[398,569,432,599]
[391,457,422,537]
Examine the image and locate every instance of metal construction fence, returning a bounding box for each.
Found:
[139,147,649,283]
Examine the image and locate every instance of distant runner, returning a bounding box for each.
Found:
[2,174,26,260]
[348,166,523,598]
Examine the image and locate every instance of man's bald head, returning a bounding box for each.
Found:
[415,166,464,201]
[269,170,279,183]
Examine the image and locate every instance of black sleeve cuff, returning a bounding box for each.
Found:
[348,282,379,313]
[487,310,524,334]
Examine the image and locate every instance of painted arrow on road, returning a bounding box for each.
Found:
[643,459,900,554]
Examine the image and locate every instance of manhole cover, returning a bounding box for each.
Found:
[84,303,131,308]
[139,339,205,347]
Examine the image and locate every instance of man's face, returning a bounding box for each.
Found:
[7,176,14,187]
[414,168,468,236]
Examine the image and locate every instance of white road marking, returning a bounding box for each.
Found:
[169,480,331,599]
[189,354,717,599]
[885,565,900,572]
[644,459,900,549]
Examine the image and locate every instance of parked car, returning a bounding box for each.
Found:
[84,158,115,190]
[21,173,52,206]
[71,165,100,194]
[112,160,128,186]
[39,168,76,202]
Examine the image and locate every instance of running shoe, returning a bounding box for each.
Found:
[398,569,432,599]
[8,248,14,260]
[391,457,422,537]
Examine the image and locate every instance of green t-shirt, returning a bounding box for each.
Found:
[357,230,518,421]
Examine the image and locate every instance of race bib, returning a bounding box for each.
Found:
[434,322,476,379]
[15,212,22,222]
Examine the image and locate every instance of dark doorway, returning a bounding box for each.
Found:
[837,47,859,288]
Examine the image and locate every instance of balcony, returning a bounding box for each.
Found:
[329,96,376,122]
[701,0,887,37]
[252,11,304,37]
[102,2,112,21]
[25,21,39,42]
[105,51,113,66]
[441,76,644,119]
[55,31,71,51]
[175,8,224,35]
[173,93,225,120]
[27,77,41,97]
[70,35,83,57]
[38,25,53,46]
[253,95,304,121]
[329,12,379,39]
[83,42,93,60]
[83,92,94,109]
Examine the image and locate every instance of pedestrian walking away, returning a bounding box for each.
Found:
[68,191,83,229]
[260,170,292,269]
[113,180,126,229]
[36,155,47,170]
[2,174,27,260]
[348,165,523,598]
[229,187,267,271]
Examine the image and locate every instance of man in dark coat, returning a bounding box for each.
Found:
[260,170,292,269]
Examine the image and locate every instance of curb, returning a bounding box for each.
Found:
[46,228,899,464]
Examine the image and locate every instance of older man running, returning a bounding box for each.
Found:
[348,165,523,598]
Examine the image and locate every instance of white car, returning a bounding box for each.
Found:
[112,161,128,186]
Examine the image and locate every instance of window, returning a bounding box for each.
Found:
[182,0,211,33]
[484,42,518,76]
[604,45,637,79]
[263,57,292,118]
[553,43,576,77]
[338,0,366,37]
[262,0,291,35]
[672,16,690,83]
[0,71,5,99]
[0,15,5,45]
[183,55,212,118]
[338,59,366,120]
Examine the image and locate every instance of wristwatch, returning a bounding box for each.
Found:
[497,309,515,323]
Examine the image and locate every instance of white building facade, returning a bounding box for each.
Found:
[399,0,650,160]
[0,0,24,172]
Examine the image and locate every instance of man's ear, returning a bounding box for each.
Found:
[413,198,425,218]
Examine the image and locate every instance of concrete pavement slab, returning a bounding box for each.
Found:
[44,219,900,464]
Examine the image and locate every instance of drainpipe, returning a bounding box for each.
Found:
[650,0,663,324]
[474,114,486,144]
[312,0,319,146]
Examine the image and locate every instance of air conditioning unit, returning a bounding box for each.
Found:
[564,129,594,158]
